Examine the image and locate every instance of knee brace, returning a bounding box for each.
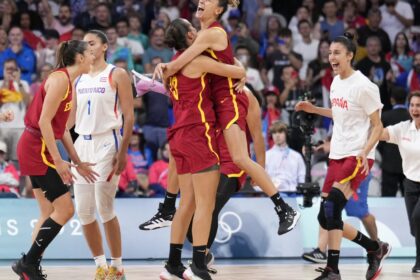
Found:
[324,188,347,231]
[317,199,327,229]
[74,184,96,225]
[95,182,118,223]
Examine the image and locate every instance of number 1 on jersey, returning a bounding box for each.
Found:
[88,100,91,115]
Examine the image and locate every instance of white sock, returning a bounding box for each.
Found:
[111,257,123,272]
[94,255,107,268]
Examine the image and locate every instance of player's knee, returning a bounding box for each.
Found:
[97,204,116,224]
[317,199,327,229]
[324,188,347,231]
[76,204,96,225]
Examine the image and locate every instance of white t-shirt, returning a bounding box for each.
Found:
[329,70,383,160]
[380,1,414,43]
[387,120,420,182]
[0,80,29,129]
[246,67,264,92]
[293,39,319,80]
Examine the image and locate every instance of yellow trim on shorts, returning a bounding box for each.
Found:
[224,77,239,129]
[339,158,361,185]
[41,138,56,169]
[227,170,245,178]
[197,73,219,162]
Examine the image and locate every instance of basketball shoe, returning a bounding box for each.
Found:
[366,241,391,280]
[159,262,186,279]
[139,203,175,230]
[12,254,47,280]
[95,266,108,280]
[302,248,327,263]
[276,204,301,235]
[314,267,341,280]
[183,262,212,280]
[105,266,126,280]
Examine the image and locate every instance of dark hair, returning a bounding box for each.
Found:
[392,32,410,57]
[367,7,381,17]
[59,3,71,11]
[149,26,165,37]
[235,44,250,53]
[4,58,17,67]
[56,40,88,69]
[390,86,407,104]
[409,92,420,104]
[278,28,292,38]
[86,30,108,60]
[116,18,129,26]
[216,0,239,20]
[323,0,337,7]
[164,19,190,51]
[332,32,357,63]
[297,19,312,29]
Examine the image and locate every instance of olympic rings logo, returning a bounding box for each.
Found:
[214,211,242,244]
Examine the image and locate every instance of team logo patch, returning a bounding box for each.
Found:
[100,77,107,82]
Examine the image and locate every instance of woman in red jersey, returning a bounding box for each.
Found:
[154,0,300,236]
[12,40,98,280]
[159,18,246,280]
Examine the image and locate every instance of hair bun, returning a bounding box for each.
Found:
[343,32,354,41]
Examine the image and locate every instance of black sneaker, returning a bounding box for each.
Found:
[366,241,391,280]
[314,267,341,280]
[183,262,212,280]
[302,248,327,263]
[139,203,175,230]
[276,204,301,235]
[159,261,186,279]
[412,259,420,273]
[12,254,47,280]
[205,252,217,274]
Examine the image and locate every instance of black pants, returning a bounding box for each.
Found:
[382,171,405,197]
[404,178,420,259]
[187,174,239,248]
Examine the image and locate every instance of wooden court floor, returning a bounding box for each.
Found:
[0,262,419,280]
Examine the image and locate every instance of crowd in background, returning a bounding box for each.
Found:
[0,0,419,199]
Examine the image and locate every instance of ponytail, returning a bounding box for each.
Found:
[55,40,88,69]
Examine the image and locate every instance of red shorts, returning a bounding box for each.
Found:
[168,124,219,175]
[17,130,53,176]
[322,156,374,193]
[215,90,248,131]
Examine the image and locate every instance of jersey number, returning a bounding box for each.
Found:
[88,100,91,115]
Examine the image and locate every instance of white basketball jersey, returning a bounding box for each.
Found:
[75,64,123,135]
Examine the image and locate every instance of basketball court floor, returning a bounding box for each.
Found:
[0,258,418,279]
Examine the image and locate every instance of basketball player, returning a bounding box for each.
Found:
[12,40,97,280]
[296,32,390,279]
[70,30,134,280]
[159,18,248,280]
[153,0,299,236]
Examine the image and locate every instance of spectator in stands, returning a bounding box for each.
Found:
[0,58,30,166]
[36,29,59,72]
[43,2,74,35]
[341,0,366,29]
[117,155,140,198]
[263,28,302,90]
[114,0,144,21]
[253,1,287,41]
[0,27,8,52]
[71,27,85,41]
[141,56,170,161]
[0,26,36,83]
[29,63,52,101]
[262,86,282,148]
[315,0,345,41]
[307,39,333,105]
[128,129,151,195]
[380,0,414,43]
[148,141,169,197]
[387,32,415,78]
[395,52,420,93]
[288,6,312,46]
[128,14,149,50]
[106,25,134,71]
[235,45,264,100]
[142,27,173,74]
[18,11,44,50]
[357,8,391,56]
[88,2,112,30]
[378,87,410,196]
[229,15,259,56]
[294,19,319,82]
[411,27,420,53]
[0,0,17,30]
[265,121,305,192]
[150,10,171,30]
[356,35,393,110]
[258,14,283,58]
[0,140,19,198]
[116,18,144,73]
[73,0,97,30]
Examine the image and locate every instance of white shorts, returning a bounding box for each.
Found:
[73,129,122,185]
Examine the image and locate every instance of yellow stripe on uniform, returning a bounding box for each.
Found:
[339,158,361,185]
[225,77,239,129]
[47,71,70,100]
[198,73,219,161]
[170,76,179,100]
[41,138,56,169]
[227,170,245,178]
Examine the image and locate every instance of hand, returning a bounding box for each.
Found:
[112,152,127,176]
[285,77,298,89]
[0,110,14,122]
[75,162,99,183]
[234,76,246,92]
[295,100,316,113]
[356,151,369,176]
[152,63,168,81]
[55,159,75,185]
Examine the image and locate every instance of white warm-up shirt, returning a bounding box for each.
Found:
[329,70,383,160]
[387,120,420,182]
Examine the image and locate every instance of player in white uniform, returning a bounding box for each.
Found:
[296,32,390,280]
[70,30,134,280]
